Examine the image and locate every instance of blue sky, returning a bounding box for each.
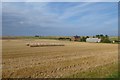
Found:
[2,2,118,36]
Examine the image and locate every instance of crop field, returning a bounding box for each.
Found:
[2,39,118,78]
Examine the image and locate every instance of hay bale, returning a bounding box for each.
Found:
[26,43,30,46]
[29,43,65,47]
[30,43,39,47]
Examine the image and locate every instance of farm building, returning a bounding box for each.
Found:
[86,38,101,43]
[71,35,81,41]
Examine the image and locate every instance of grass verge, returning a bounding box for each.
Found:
[65,62,118,78]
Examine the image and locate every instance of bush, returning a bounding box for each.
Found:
[35,35,39,37]
[102,38,111,43]
[81,36,86,42]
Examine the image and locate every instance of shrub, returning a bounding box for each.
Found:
[102,38,111,43]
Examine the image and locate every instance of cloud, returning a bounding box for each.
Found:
[59,3,94,20]
[2,2,118,36]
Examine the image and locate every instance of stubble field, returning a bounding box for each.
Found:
[2,39,118,78]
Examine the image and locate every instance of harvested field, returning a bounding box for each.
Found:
[2,39,118,78]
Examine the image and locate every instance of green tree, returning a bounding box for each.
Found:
[81,36,86,42]
[105,35,108,38]
[35,35,39,37]
[86,36,89,38]
[100,34,104,37]
[96,35,100,38]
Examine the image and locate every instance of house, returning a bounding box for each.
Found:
[71,35,81,41]
[86,38,101,43]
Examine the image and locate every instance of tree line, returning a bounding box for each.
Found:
[34,34,112,43]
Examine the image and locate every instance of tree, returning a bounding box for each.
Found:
[86,36,89,38]
[96,35,100,38]
[105,35,108,38]
[81,36,86,42]
[100,34,104,37]
[35,35,39,37]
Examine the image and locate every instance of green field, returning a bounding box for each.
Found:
[109,36,118,41]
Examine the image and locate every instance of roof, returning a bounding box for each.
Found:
[73,35,80,38]
[86,38,101,42]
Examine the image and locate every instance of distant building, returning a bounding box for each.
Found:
[71,35,81,41]
[86,38,101,43]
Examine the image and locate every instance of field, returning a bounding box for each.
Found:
[2,39,118,78]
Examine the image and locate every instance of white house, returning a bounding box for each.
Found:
[86,38,101,43]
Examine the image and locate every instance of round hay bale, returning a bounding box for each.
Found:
[26,43,30,46]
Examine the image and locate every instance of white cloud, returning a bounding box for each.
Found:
[59,3,95,20]
[2,2,118,36]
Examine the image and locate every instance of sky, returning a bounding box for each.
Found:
[2,2,118,36]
